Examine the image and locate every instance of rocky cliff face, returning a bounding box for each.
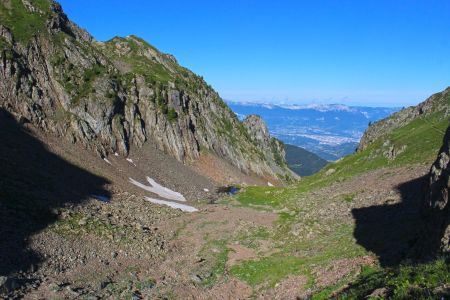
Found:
[418,123,450,256]
[243,115,297,180]
[0,0,295,181]
[358,87,450,151]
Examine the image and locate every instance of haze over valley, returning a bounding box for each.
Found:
[229,101,399,161]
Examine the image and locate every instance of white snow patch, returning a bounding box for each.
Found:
[129,177,186,202]
[203,188,209,192]
[293,134,359,145]
[103,158,112,165]
[277,103,355,112]
[267,182,274,187]
[145,197,198,212]
[114,152,119,157]
[126,158,136,166]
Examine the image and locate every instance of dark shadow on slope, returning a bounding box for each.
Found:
[0,109,111,277]
[352,174,427,267]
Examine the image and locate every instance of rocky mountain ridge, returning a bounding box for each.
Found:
[0,0,296,182]
[242,115,289,179]
[358,87,450,151]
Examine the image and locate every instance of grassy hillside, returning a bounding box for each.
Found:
[285,144,328,176]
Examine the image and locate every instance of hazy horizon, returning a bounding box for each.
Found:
[226,98,406,109]
[59,0,450,108]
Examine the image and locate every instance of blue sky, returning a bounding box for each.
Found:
[59,0,450,107]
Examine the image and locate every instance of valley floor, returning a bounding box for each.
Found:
[0,113,435,299]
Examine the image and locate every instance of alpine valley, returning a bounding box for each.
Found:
[1,1,450,300]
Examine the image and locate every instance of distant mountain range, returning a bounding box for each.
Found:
[227,101,400,161]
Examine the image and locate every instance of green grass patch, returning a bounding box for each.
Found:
[104,36,173,84]
[196,220,228,230]
[197,239,230,287]
[167,108,178,122]
[0,0,51,43]
[235,186,291,208]
[230,255,307,287]
[334,258,450,299]
[230,224,367,288]
[286,224,365,260]
[342,193,356,203]
[234,225,271,249]
[52,211,132,243]
[311,269,362,300]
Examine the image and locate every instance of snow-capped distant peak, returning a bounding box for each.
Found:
[227,100,357,112]
[277,103,355,112]
[226,100,275,109]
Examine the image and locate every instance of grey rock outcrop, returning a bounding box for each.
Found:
[0,0,295,181]
[419,122,450,255]
[243,115,272,146]
[243,115,298,180]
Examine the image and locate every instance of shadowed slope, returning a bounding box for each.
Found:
[0,109,110,277]
[351,175,426,267]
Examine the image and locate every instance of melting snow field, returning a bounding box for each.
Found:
[129,177,197,212]
[100,156,196,212]
[129,177,186,202]
[144,197,198,212]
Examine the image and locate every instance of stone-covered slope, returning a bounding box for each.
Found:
[0,0,294,181]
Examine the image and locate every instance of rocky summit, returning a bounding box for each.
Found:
[0,0,296,183]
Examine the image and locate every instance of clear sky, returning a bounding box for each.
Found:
[58,0,450,107]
